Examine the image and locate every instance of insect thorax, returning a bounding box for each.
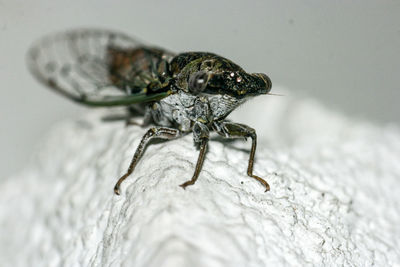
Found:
[151,90,245,133]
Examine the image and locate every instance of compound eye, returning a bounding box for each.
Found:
[188,71,209,94]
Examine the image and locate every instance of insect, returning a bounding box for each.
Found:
[27,29,273,194]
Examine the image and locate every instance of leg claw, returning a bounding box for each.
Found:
[179,181,194,190]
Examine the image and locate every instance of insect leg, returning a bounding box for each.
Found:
[213,121,270,192]
[114,127,180,195]
[179,138,208,189]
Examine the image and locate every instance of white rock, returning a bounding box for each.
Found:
[1,89,400,267]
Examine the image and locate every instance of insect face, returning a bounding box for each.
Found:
[205,71,272,99]
[184,55,271,99]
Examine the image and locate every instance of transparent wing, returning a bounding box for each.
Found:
[27,29,169,106]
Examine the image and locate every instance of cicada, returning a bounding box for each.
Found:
[27,29,273,194]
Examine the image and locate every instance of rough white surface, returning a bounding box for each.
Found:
[1,90,400,267]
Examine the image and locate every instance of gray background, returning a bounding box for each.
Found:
[1,0,399,179]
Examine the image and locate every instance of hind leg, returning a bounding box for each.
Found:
[114,126,180,195]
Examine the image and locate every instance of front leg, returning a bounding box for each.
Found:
[180,122,209,189]
[179,138,208,189]
[114,127,180,195]
[213,121,270,192]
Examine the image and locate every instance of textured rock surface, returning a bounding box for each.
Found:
[1,91,400,266]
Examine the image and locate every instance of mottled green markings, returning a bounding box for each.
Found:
[171,52,270,98]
